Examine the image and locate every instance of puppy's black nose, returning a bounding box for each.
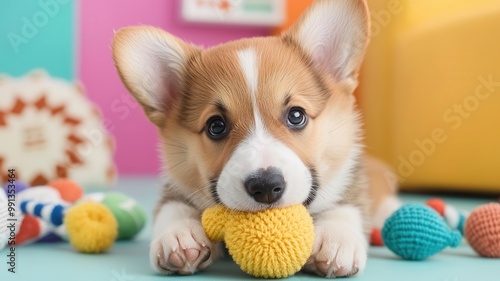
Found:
[244,167,286,204]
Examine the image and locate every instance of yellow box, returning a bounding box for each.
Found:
[358,0,500,192]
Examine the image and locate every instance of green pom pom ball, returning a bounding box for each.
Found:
[86,192,146,240]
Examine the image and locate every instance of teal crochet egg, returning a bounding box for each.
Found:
[382,204,462,260]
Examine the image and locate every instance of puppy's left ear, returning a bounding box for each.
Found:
[282,0,370,93]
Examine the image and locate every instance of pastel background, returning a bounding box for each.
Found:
[0,0,75,79]
[79,0,270,174]
[1,0,499,192]
[0,0,271,175]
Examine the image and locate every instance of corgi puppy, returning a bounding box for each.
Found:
[112,0,400,277]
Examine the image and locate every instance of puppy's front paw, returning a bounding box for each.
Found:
[150,220,215,275]
[303,224,367,278]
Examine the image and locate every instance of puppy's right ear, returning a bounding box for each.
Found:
[112,26,200,127]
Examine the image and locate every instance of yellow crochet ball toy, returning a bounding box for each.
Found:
[65,202,118,253]
[202,204,314,278]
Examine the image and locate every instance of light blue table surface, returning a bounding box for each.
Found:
[1,177,499,281]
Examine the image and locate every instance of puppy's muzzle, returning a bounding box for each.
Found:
[244,167,286,204]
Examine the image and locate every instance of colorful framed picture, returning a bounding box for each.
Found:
[181,0,286,26]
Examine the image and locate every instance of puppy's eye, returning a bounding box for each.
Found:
[206,116,228,140]
[287,107,307,129]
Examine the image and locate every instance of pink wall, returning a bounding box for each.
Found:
[78,0,270,175]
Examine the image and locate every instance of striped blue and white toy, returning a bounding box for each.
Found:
[19,200,69,239]
[16,186,71,242]
[20,201,68,227]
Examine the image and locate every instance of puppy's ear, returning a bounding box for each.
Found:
[282,0,370,93]
[112,26,200,126]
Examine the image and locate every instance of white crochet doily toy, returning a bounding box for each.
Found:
[0,70,116,188]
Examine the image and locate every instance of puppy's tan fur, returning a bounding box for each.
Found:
[113,0,398,277]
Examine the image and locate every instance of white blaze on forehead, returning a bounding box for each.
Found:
[236,48,266,138]
[237,48,258,98]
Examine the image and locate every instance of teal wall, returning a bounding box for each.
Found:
[0,0,75,80]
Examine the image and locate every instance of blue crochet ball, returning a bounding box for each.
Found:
[382,204,462,260]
